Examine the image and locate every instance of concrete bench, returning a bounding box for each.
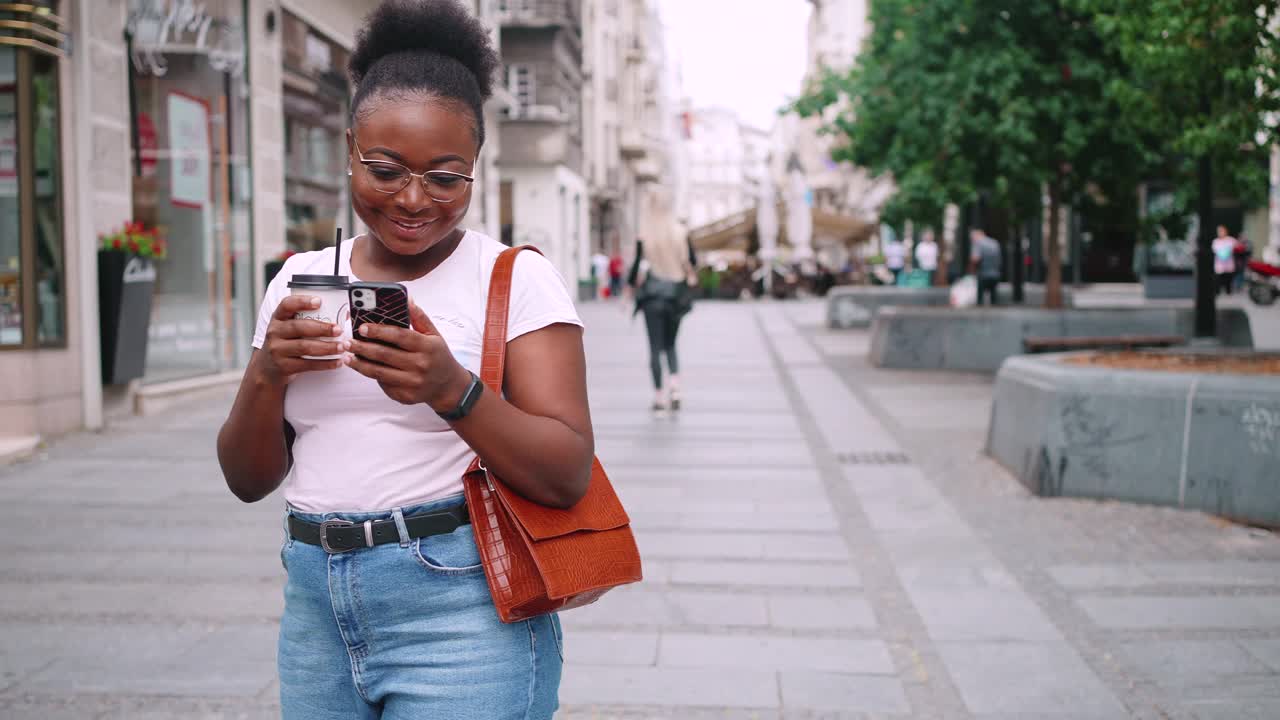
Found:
[869,306,1253,372]
[827,284,1073,329]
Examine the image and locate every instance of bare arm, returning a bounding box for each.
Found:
[217,295,347,503]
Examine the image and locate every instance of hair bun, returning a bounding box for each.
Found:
[349,0,499,99]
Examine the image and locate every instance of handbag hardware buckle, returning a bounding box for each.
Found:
[319,519,355,554]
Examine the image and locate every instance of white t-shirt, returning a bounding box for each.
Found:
[883,241,906,269]
[252,230,583,513]
[915,241,939,271]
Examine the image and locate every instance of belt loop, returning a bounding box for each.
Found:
[282,505,293,548]
[391,507,411,547]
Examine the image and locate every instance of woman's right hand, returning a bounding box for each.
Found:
[257,295,349,386]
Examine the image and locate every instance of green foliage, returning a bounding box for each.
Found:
[1086,0,1280,218]
[788,0,1149,225]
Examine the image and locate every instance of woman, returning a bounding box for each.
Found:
[628,190,697,412]
[216,2,590,717]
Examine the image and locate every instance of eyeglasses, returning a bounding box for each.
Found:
[350,135,475,203]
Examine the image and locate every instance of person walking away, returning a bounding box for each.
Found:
[883,236,907,284]
[608,252,624,298]
[591,251,610,299]
[969,228,1003,305]
[915,230,939,286]
[216,3,590,717]
[628,199,697,413]
[1213,225,1237,296]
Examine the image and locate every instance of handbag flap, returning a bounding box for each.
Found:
[469,457,631,541]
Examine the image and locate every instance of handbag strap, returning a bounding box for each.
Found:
[480,245,543,392]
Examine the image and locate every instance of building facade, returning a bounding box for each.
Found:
[496,0,590,290]
[0,0,399,450]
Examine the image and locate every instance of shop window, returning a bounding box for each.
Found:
[0,1,66,349]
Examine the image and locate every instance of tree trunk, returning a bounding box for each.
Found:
[1046,182,1064,309]
[1194,153,1216,338]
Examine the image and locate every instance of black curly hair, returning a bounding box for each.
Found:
[348,0,501,148]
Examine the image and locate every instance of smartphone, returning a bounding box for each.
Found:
[348,281,411,346]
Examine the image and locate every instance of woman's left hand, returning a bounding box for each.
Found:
[347,301,471,411]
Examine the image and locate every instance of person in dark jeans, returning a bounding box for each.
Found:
[969,228,1003,306]
[628,232,697,412]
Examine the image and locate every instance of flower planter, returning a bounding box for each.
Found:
[98,250,157,385]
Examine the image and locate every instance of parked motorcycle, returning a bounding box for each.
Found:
[1246,259,1280,306]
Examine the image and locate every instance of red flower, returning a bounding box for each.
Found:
[112,238,122,249]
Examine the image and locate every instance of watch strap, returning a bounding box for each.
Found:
[437,371,483,421]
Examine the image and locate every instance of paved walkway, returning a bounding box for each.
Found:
[1,300,1278,719]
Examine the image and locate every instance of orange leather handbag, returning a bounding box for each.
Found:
[464,245,643,623]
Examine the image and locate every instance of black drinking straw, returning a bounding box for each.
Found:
[333,227,343,276]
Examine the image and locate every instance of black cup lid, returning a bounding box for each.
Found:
[288,274,349,289]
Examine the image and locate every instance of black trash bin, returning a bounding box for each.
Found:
[98,250,156,385]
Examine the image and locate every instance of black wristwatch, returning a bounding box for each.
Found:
[436,371,483,421]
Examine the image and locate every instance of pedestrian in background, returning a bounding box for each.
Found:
[608,251,624,298]
[216,2,589,717]
[628,193,697,413]
[883,235,907,284]
[1233,233,1253,292]
[1213,225,1238,296]
[969,228,1003,305]
[915,230,939,285]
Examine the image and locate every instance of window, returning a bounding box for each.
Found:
[506,64,534,115]
[0,22,65,349]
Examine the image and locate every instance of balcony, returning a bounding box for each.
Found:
[496,0,580,32]
[632,158,661,183]
[620,129,647,159]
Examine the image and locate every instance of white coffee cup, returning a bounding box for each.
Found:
[287,274,351,360]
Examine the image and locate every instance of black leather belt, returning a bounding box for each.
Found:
[288,504,470,554]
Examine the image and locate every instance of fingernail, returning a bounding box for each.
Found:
[340,340,351,351]
[359,325,369,336]
[311,298,321,308]
[332,325,343,336]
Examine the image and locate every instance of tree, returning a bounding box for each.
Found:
[788,0,1150,308]
[1085,0,1280,337]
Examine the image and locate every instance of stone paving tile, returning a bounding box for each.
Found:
[559,666,779,709]
[637,531,851,562]
[1049,562,1280,589]
[1241,638,1280,672]
[935,641,1129,717]
[564,631,661,667]
[766,594,877,630]
[1119,640,1275,685]
[666,560,861,589]
[905,586,1064,642]
[778,671,909,713]
[1076,596,1280,630]
[658,633,895,674]
[0,580,283,621]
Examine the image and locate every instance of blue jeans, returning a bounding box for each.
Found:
[279,494,563,719]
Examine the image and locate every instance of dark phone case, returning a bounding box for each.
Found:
[349,282,411,346]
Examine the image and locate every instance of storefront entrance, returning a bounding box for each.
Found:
[126,0,253,382]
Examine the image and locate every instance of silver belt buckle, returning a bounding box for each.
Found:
[319,519,354,554]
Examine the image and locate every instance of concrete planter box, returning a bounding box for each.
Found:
[868,306,1253,372]
[1143,269,1196,300]
[987,352,1280,527]
[827,284,1073,329]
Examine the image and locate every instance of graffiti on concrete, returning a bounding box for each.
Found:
[1242,403,1280,457]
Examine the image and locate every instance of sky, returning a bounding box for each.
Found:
[657,0,811,132]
